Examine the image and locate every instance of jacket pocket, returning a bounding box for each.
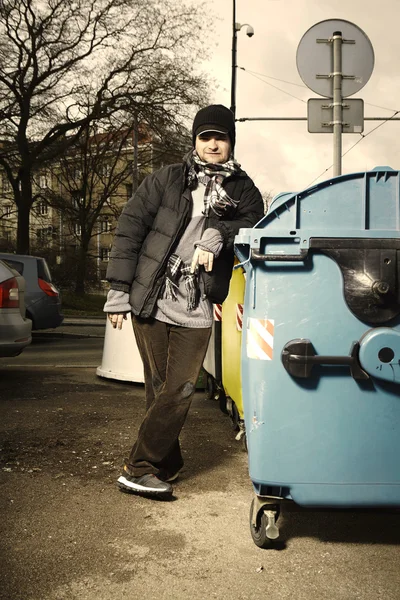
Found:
[202,249,234,304]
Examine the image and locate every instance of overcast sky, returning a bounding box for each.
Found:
[201,0,400,198]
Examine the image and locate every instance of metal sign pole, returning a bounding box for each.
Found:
[294,19,377,175]
[332,32,343,176]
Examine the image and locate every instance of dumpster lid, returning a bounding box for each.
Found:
[235,167,400,325]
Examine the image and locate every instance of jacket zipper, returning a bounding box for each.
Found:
[139,179,191,313]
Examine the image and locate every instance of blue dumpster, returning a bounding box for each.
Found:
[235,167,400,547]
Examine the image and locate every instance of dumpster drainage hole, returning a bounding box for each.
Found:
[378,347,395,363]
[290,231,297,235]
[384,257,391,264]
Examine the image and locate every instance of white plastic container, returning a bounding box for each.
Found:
[96,315,144,383]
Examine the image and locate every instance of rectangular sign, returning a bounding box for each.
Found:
[307,98,364,133]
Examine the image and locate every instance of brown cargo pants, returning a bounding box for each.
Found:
[125,316,212,479]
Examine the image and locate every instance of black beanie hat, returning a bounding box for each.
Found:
[192,104,236,149]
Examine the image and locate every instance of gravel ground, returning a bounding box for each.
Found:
[1,366,400,600]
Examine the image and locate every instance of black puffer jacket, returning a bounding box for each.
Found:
[106,158,264,318]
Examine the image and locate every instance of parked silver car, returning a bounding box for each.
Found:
[0,259,32,357]
[0,253,64,330]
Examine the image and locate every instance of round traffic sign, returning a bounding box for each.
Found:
[296,19,374,98]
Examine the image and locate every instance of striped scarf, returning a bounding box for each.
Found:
[163,253,199,311]
[188,151,241,217]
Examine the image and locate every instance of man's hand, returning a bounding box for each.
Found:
[190,247,214,273]
[108,313,128,329]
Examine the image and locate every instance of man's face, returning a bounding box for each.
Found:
[195,132,231,164]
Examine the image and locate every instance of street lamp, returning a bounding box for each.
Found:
[230,0,254,120]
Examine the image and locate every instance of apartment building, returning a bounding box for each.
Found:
[0,126,188,286]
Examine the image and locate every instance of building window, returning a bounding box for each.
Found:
[37,227,52,241]
[1,228,12,241]
[125,183,133,199]
[36,200,48,215]
[100,163,111,178]
[39,173,49,188]
[2,178,11,193]
[4,204,12,218]
[100,218,111,233]
[71,192,84,210]
[100,247,110,261]
[74,223,82,236]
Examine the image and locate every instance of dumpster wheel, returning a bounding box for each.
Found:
[230,400,240,431]
[205,374,216,400]
[250,498,280,549]
[217,386,229,415]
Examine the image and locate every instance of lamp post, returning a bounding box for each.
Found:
[230,0,254,120]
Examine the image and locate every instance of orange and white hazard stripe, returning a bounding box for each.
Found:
[236,303,243,331]
[213,304,222,322]
[246,318,274,360]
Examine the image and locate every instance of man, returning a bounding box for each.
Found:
[104,104,264,499]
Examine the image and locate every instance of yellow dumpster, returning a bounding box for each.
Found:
[221,259,246,441]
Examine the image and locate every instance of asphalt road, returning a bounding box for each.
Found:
[0,318,105,368]
[0,332,400,600]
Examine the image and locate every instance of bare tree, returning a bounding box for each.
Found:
[44,112,192,294]
[0,0,209,253]
[262,190,274,213]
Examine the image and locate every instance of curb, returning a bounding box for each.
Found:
[62,320,106,326]
[32,331,104,340]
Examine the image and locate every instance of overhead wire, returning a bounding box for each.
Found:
[239,67,306,89]
[306,110,400,187]
[238,67,307,103]
[238,65,400,186]
[239,66,399,113]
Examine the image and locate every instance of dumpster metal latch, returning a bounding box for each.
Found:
[310,238,400,325]
[281,339,369,380]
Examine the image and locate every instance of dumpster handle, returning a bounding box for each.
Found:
[233,256,257,308]
[281,339,370,381]
[251,249,308,262]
